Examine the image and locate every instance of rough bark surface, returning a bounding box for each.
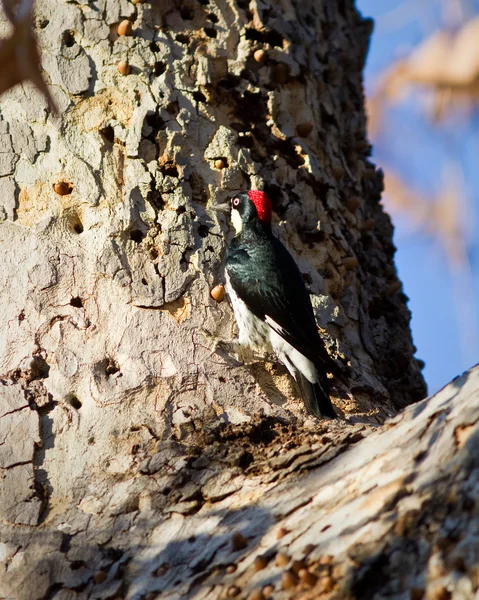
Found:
[0,0,431,599]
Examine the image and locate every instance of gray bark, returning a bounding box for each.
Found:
[0,1,434,599]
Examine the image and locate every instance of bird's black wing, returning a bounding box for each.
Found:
[226,235,338,375]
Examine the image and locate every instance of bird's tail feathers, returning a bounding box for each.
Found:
[296,369,337,419]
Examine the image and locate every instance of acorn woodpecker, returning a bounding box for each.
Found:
[222,190,338,419]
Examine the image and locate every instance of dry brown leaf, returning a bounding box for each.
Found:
[0,0,57,110]
[369,17,479,130]
[383,166,468,268]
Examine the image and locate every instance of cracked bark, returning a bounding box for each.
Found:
[3,1,473,600]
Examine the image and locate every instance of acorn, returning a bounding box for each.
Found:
[275,552,290,567]
[231,532,248,551]
[226,564,237,574]
[276,527,289,540]
[298,568,318,587]
[281,570,298,590]
[263,585,274,598]
[320,575,334,592]
[210,284,225,303]
[253,554,269,572]
[297,122,313,138]
[386,280,402,296]
[333,164,345,181]
[342,256,358,270]
[291,559,306,575]
[117,60,130,75]
[346,196,360,212]
[302,544,316,556]
[94,570,108,584]
[362,218,375,231]
[53,181,73,196]
[254,49,266,63]
[227,586,241,598]
[272,63,289,83]
[215,159,226,170]
[247,589,264,600]
[117,20,133,36]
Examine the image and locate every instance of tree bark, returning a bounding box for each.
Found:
[0,1,431,599]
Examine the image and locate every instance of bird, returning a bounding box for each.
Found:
[221,189,338,419]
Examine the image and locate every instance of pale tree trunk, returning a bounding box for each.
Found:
[0,0,444,599]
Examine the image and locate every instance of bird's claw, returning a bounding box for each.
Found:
[198,329,245,366]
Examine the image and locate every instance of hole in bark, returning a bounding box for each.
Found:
[147,185,165,211]
[130,229,145,243]
[29,356,50,381]
[192,90,206,102]
[190,172,208,203]
[238,134,253,148]
[219,376,226,383]
[198,0,209,5]
[302,273,312,285]
[100,125,114,144]
[245,28,284,47]
[150,41,160,52]
[161,163,179,177]
[299,229,326,246]
[176,206,186,215]
[105,359,120,376]
[70,560,86,570]
[204,26,217,38]
[237,0,250,7]
[150,247,159,260]
[70,296,83,308]
[73,222,84,234]
[38,18,49,29]
[154,61,166,76]
[167,101,179,116]
[206,13,218,22]
[62,30,75,47]
[53,181,73,196]
[273,139,304,168]
[67,395,82,410]
[197,224,209,238]
[141,278,148,285]
[218,74,241,88]
[236,90,265,123]
[368,297,383,320]
[180,6,194,19]
[175,33,190,44]
[145,111,166,133]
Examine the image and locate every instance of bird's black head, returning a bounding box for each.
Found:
[230,190,272,235]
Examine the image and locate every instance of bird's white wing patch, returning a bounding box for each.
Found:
[265,315,286,338]
[265,315,317,383]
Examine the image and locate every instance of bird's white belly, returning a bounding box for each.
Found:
[225,273,271,352]
[224,274,317,385]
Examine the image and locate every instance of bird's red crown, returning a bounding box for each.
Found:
[247,190,272,223]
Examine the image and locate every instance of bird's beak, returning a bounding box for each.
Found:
[211,202,230,214]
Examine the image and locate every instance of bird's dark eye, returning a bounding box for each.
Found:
[232,197,240,207]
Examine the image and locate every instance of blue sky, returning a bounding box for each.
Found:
[356,0,479,394]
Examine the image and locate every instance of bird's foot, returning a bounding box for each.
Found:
[199,329,246,366]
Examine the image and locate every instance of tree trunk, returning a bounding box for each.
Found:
[0,1,431,599]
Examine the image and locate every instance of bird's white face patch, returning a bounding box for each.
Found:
[231,207,242,235]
